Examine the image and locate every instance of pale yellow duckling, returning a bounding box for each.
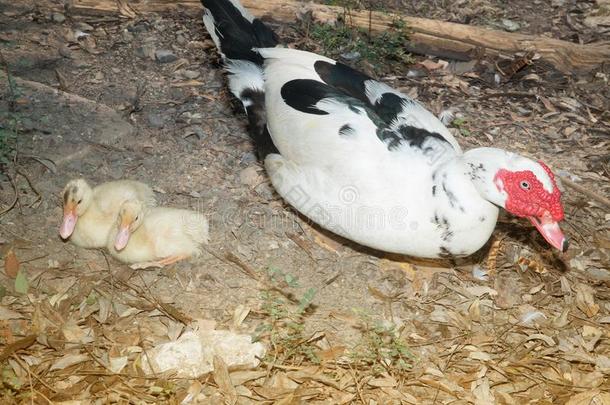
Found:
[107,199,209,269]
[59,179,156,248]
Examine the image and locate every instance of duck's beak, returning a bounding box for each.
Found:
[528,214,568,252]
[60,205,78,239]
[114,221,132,251]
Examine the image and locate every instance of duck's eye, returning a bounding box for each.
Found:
[77,199,83,204]
[135,216,139,221]
[520,181,530,190]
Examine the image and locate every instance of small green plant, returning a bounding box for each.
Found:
[350,311,413,375]
[1,365,23,397]
[148,380,178,398]
[0,115,18,167]
[451,117,471,137]
[322,0,388,12]
[255,267,318,365]
[307,18,413,74]
[0,68,19,169]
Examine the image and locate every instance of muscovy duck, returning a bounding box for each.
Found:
[200,0,567,258]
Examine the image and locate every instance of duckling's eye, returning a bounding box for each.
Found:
[135,216,139,221]
[520,181,530,190]
[77,199,83,204]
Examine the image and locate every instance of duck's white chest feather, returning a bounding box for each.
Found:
[266,152,499,258]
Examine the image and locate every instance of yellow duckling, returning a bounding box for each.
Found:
[107,199,209,269]
[59,179,156,248]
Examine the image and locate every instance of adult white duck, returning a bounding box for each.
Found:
[200,0,567,258]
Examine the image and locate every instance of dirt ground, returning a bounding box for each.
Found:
[0,0,609,403]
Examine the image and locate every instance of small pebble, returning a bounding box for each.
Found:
[176,34,187,46]
[239,167,260,187]
[147,112,165,128]
[240,152,257,165]
[340,51,361,61]
[406,68,427,78]
[52,13,66,23]
[181,70,200,80]
[58,45,72,58]
[127,22,149,33]
[183,126,207,140]
[73,59,90,68]
[109,167,124,180]
[178,111,204,124]
[76,22,94,31]
[255,183,274,200]
[122,30,134,42]
[21,117,35,131]
[501,19,520,32]
[135,44,156,60]
[155,49,177,63]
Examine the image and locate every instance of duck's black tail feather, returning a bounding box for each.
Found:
[201,0,279,158]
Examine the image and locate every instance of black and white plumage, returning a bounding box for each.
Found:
[200,0,567,258]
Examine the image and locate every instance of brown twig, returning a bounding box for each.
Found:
[0,172,18,217]
[221,251,261,281]
[16,166,42,208]
[347,364,367,404]
[138,272,193,324]
[559,175,610,209]
[482,91,540,100]
[12,355,58,394]
[286,232,315,261]
[115,274,192,325]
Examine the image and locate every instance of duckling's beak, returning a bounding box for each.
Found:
[60,205,77,239]
[114,223,131,251]
[528,214,568,252]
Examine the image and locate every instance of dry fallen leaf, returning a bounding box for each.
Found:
[468,351,491,361]
[575,283,600,318]
[4,248,19,278]
[213,355,237,404]
[469,298,481,323]
[251,385,295,401]
[526,333,555,347]
[232,304,250,328]
[316,346,345,362]
[62,318,95,344]
[539,96,557,112]
[419,59,449,71]
[229,370,267,386]
[552,306,571,328]
[0,306,25,320]
[472,377,495,405]
[181,380,203,405]
[581,325,602,352]
[465,286,498,297]
[109,356,128,374]
[50,353,89,371]
[367,374,397,388]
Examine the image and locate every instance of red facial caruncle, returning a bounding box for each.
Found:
[494,161,563,221]
[494,161,567,252]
